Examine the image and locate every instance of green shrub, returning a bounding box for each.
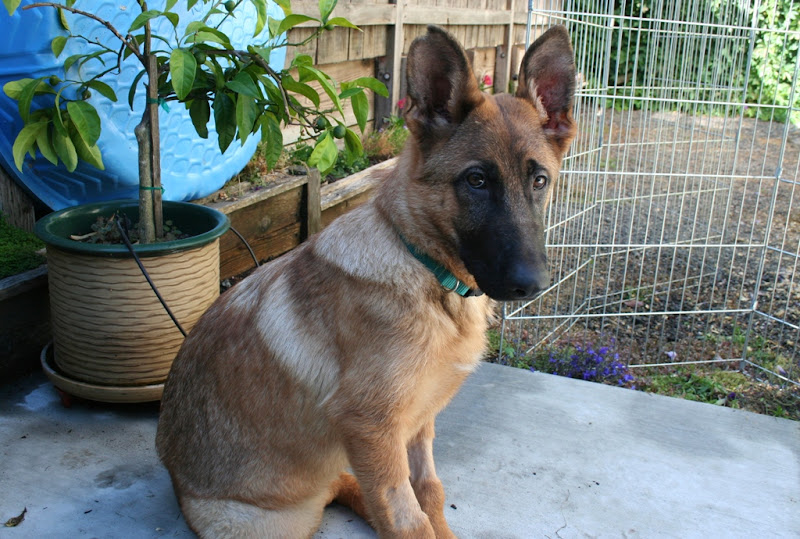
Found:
[0,213,45,279]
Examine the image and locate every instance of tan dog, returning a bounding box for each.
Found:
[156,25,576,538]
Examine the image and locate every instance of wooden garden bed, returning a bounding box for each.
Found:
[208,158,394,279]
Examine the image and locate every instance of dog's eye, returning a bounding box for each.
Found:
[532,174,548,190]
[466,171,487,189]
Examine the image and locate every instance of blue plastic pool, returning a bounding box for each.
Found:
[0,0,286,210]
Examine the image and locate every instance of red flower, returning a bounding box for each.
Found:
[397,98,407,110]
[482,74,493,87]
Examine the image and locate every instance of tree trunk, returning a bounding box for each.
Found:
[135,112,155,244]
[136,52,163,243]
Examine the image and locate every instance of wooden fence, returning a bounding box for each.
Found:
[285,0,556,134]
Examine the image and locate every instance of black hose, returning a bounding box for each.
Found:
[115,220,188,338]
[229,225,260,268]
[114,220,260,338]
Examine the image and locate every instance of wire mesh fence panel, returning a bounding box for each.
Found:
[501,0,800,388]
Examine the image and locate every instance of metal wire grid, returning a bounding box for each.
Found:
[501,0,800,387]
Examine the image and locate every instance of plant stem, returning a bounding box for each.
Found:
[145,18,163,240]
[135,112,155,244]
[135,4,161,244]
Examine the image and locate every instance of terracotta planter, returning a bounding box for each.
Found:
[35,200,229,402]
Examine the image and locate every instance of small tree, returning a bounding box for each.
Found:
[2,0,387,242]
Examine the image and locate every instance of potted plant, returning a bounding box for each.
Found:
[2,0,386,402]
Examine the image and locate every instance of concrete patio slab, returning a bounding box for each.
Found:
[1,362,797,538]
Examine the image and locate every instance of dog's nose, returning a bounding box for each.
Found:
[509,264,550,299]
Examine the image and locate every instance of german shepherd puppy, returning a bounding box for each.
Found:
[157,25,576,538]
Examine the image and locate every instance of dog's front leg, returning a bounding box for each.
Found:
[408,421,456,539]
[339,424,436,538]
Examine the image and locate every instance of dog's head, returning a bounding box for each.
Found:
[401,25,576,301]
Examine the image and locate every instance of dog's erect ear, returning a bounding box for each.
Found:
[405,26,483,142]
[516,25,577,154]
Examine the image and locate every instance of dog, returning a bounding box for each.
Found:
[156,25,576,538]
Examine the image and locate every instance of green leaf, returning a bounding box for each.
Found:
[3,78,50,100]
[193,30,234,49]
[36,124,59,165]
[319,0,337,24]
[128,69,147,109]
[63,53,83,73]
[235,95,257,144]
[2,79,25,100]
[166,0,178,10]
[325,17,359,30]
[351,76,389,97]
[190,99,210,138]
[226,72,261,99]
[66,101,101,146]
[276,14,317,36]
[57,7,69,30]
[77,50,109,69]
[129,10,162,32]
[86,80,118,102]
[258,75,286,122]
[309,132,339,175]
[291,54,314,68]
[51,36,68,58]
[163,11,179,28]
[53,93,67,136]
[183,20,205,37]
[11,122,46,171]
[185,22,233,49]
[248,44,273,64]
[343,127,363,163]
[210,59,226,89]
[213,92,236,153]
[251,0,267,36]
[260,112,282,170]
[299,66,343,116]
[52,125,78,171]
[18,78,45,123]
[3,0,21,15]
[267,17,281,39]
[273,0,291,17]
[338,87,362,99]
[351,89,368,133]
[69,127,104,170]
[170,48,197,100]
[281,75,320,108]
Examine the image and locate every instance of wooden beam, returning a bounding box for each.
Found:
[496,0,516,94]
[303,168,322,239]
[404,7,511,26]
[0,166,35,232]
[374,0,405,124]
[390,0,404,117]
[285,4,529,29]
[291,1,395,26]
[212,174,308,279]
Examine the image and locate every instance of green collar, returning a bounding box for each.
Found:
[400,236,483,298]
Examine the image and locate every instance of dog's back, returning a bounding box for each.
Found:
[157,24,576,538]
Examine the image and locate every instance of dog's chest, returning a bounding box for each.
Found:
[399,295,490,432]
